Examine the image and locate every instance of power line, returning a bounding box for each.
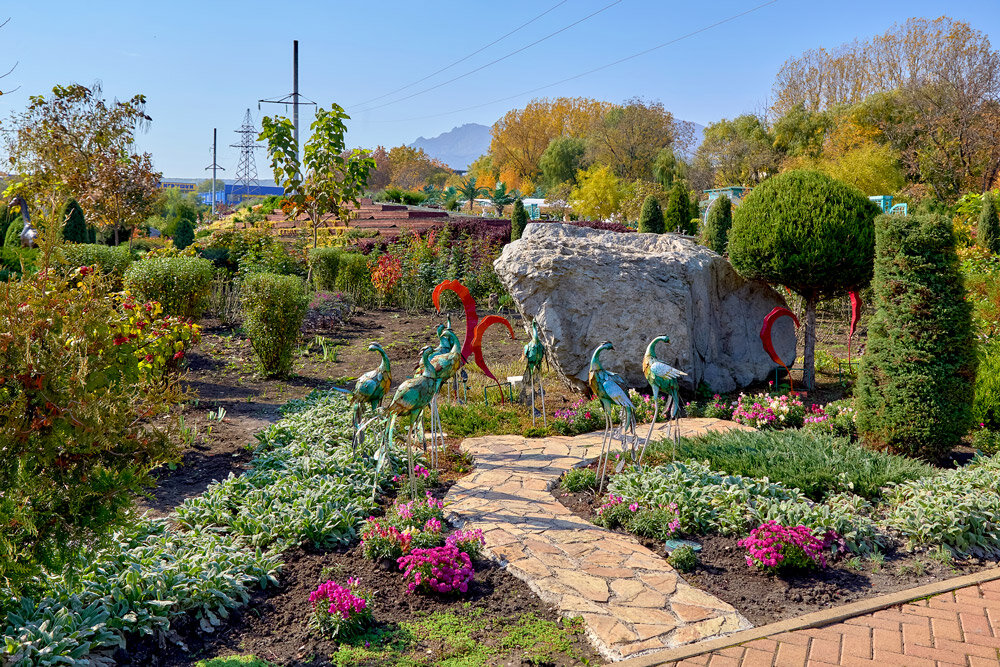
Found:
[350,0,569,108]
[352,0,623,114]
[363,0,779,125]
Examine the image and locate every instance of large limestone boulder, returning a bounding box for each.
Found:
[494,223,796,394]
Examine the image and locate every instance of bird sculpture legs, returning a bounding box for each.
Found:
[638,388,661,469]
[596,409,615,496]
[637,392,678,468]
[426,395,444,469]
[527,368,547,428]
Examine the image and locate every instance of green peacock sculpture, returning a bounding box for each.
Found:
[349,342,391,451]
[426,328,462,468]
[589,341,637,495]
[641,335,687,465]
[523,320,547,427]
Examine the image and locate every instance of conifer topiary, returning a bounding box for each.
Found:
[979,191,1000,254]
[729,170,879,388]
[61,198,89,243]
[856,212,977,460]
[664,182,692,234]
[173,217,195,250]
[510,199,528,241]
[702,194,732,254]
[4,218,23,248]
[638,195,664,234]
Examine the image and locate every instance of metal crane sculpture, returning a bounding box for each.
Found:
[9,196,37,248]
[382,346,440,498]
[589,341,637,495]
[426,329,462,468]
[641,335,687,465]
[523,320,547,426]
[350,342,391,451]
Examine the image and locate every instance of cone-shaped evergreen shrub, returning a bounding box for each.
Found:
[729,170,879,388]
[242,273,308,377]
[173,217,195,250]
[974,338,1000,430]
[664,182,693,234]
[856,213,977,460]
[510,199,528,241]
[702,194,732,254]
[0,204,15,244]
[979,192,1000,255]
[638,195,665,234]
[4,218,23,248]
[61,198,88,243]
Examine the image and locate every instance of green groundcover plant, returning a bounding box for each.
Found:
[2,391,406,665]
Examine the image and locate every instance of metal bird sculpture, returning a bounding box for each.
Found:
[383,346,440,498]
[523,320,547,426]
[426,329,462,468]
[350,342,391,451]
[9,197,37,248]
[589,341,637,495]
[641,335,687,465]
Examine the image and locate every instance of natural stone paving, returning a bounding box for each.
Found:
[444,418,754,662]
[661,578,1000,667]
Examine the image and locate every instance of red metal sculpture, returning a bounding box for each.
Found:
[760,306,800,393]
[848,290,861,371]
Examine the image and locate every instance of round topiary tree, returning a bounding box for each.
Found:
[510,199,528,241]
[664,182,692,234]
[173,217,195,250]
[979,191,1000,254]
[61,198,88,243]
[637,195,664,234]
[729,170,879,388]
[702,194,732,254]
[856,213,977,460]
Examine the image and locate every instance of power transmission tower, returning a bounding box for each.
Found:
[204,128,225,217]
[230,109,261,204]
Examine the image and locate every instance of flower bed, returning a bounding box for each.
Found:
[2,391,405,665]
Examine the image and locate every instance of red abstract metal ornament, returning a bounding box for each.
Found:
[760,306,800,392]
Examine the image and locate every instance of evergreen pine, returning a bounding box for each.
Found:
[637,195,665,234]
[856,213,977,460]
[510,199,528,241]
[979,192,1000,254]
[702,194,733,254]
[4,219,23,248]
[0,205,14,244]
[664,182,692,234]
[61,198,89,243]
[173,218,195,250]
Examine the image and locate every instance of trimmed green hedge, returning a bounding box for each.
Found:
[124,256,214,320]
[242,272,307,377]
[60,244,133,280]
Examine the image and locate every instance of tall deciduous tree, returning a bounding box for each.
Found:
[587,98,682,181]
[259,104,375,249]
[570,164,623,221]
[538,135,587,190]
[729,170,880,389]
[2,83,162,244]
[695,115,780,187]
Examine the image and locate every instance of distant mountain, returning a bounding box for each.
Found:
[409,123,491,171]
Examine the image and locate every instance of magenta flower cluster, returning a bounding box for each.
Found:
[595,493,625,516]
[446,528,485,550]
[308,578,372,637]
[392,463,431,483]
[397,545,475,594]
[731,392,805,430]
[738,521,832,572]
[424,517,442,533]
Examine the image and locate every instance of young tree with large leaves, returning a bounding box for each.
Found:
[259,104,375,249]
[729,170,880,389]
[457,175,488,212]
[488,182,519,217]
[2,83,161,244]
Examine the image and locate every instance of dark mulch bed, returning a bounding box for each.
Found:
[555,488,996,627]
[122,539,600,667]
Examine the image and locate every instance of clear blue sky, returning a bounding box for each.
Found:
[2,1,998,178]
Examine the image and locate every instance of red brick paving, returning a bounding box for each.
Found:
[663,580,1000,666]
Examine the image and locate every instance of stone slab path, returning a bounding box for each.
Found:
[660,578,1000,667]
[444,418,754,662]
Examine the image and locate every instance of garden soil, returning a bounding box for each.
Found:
[555,488,998,627]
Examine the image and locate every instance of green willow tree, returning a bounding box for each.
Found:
[259,104,375,249]
[729,170,879,389]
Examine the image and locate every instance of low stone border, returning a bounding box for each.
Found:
[613,564,1000,666]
